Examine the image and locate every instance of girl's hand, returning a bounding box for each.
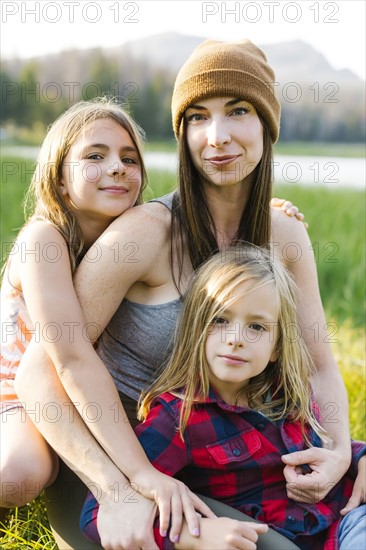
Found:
[340,455,366,515]
[270,197,308,228]
[134,468,216,542]
[97,493,158,550]
[176,517,269,550]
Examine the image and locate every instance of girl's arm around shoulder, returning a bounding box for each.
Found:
[74,201,173,339]
[13,220,72,289]
[14,221,88,366]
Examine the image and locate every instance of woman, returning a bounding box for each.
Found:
[15,39,354,549]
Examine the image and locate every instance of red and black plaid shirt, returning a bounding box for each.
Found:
[136,388,365,550]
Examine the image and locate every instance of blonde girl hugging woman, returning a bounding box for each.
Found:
[0,98,211,536]
[81,245,366,550]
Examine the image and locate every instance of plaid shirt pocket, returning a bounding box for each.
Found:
[206,428,261,465]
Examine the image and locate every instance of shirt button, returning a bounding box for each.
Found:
[257,423,265,431]
[287,515,296,523]
[232,448,241,456]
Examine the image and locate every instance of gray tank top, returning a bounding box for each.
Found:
[96,193,182,401]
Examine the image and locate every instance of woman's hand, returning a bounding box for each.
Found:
[340,455,366,515]
[134,468,216,542]
[270,197,308,227]
[281,447,351,502]
[176,517,268,550]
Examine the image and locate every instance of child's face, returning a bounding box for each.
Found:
[59,118,142,229]
[205,280,279,405]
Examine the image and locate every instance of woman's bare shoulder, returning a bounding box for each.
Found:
[271,207,309,244]
[270,207,312,266]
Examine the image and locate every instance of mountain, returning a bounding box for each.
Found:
[111,32,204,74]
[5,32,362,88]
[109,32,363,87]
[2,33,364,142]
[262,39,362,87]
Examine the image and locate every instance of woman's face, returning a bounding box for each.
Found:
[185,97,263,190]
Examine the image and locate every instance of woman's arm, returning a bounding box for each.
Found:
[340,454,366,515]
[271,211,351,500]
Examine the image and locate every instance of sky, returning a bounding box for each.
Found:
[1,0,365,80]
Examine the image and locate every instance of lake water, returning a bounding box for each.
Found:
[2,146,364,189]
[144,152,365,190]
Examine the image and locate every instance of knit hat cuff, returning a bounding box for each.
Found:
[173,69,280,143]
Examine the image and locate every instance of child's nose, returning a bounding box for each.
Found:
[226,325,244,348]
[107,160,126,176]
[227,338,244,349]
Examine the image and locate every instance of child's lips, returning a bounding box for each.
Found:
[219,354,248,365]
[100,186,128,194]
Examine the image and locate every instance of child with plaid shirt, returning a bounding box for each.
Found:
[81,246,365,549]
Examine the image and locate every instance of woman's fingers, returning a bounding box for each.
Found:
[168,492,184,543]
[188,491,216,518]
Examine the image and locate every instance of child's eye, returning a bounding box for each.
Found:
[87,153,103,160]
[212,317,228,325]
[122,157,137,165]
[248,323,265,332]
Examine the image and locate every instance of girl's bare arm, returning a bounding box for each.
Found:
[15,207,212,541]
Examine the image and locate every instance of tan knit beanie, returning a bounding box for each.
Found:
[172,39,281,143]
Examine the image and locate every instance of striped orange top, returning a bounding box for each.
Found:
[1,269,33,410]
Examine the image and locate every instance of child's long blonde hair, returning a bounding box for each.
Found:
[139,244,326,442]
[24,97,147,272]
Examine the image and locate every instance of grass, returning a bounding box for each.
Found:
[1,157,35,256]
[0,501,55,549]
[271,182,365,327]
[273,141,365,158]
[1,157,365,548]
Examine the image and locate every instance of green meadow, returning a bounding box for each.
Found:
[0,154,365,548]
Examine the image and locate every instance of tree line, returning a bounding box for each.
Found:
[1,49,364,143]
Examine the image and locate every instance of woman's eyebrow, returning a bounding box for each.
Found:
[187,98,244,110]
[186,104,206,111]
[225,98,244,107]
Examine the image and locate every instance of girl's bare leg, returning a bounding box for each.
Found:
[0,408,58,509]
